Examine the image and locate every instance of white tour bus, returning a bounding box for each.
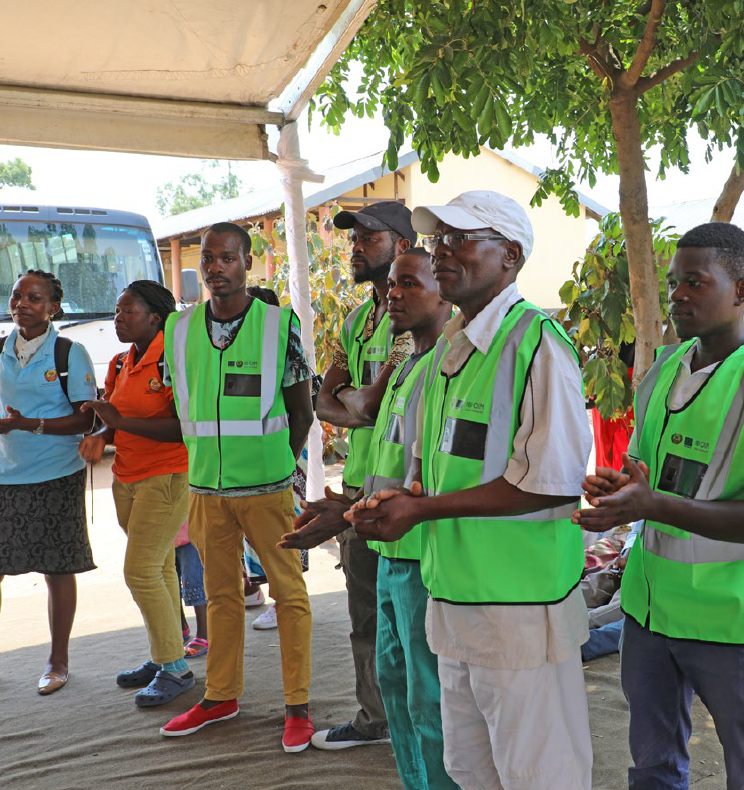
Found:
[0,203,165,387]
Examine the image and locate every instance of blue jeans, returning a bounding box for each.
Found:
[581,619,623,661]
[621,615,744,790]
[175,542,206,607]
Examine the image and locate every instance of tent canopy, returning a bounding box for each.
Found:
[0,0,375,159]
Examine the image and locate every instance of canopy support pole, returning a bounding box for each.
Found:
[276,122,326,501]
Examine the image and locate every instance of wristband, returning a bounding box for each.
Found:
[332,382,353,398]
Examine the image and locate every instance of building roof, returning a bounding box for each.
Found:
[0,0,377,160]
[154,146,610,242]
[651,197,744,234]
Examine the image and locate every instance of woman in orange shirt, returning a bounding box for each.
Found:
[79,281,192,707]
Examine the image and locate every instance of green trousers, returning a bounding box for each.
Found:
[376,556,459,790]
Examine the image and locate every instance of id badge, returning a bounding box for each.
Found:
[657,453,708,498]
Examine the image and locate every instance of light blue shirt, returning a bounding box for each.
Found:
[0,326,97,484]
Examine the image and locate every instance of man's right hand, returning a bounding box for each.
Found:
[277,486,353,550]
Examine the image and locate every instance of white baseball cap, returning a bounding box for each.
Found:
[412,190,534,261]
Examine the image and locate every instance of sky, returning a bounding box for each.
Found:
[0,107,737,226]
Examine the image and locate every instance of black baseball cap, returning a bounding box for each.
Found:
[333,201,417,244]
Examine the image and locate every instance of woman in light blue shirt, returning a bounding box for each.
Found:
[0,270,97,695]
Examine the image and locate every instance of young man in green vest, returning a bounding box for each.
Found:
[281,249,456,787]
[159,222,315,752]
[573,222,744,789]
[348,191,593,789]
[311,202,415,749]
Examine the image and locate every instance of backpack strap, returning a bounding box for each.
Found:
[114,351,128,377]
[0,336,5,353]
[114,350,165,382]
[54,336,74,404]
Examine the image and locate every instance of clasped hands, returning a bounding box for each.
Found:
[77,400,122,464]
[572,452,654,532]
[277,482,425,551]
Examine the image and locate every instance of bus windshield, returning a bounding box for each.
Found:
[0,218,162,320]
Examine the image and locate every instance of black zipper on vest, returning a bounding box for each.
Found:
[217,348,224,488]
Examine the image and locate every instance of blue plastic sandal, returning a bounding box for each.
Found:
[134,670,196,707]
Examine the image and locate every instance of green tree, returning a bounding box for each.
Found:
[156,160,243,216]
[558,213,678,419]
[248,204,365,375]
[0,157,35,189]
[248,204,366,460]
[313,0,744,383]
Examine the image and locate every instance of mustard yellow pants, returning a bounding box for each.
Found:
[188,487,311,704]
[112,472,189,665]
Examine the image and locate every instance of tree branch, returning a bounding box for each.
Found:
[625,0,666,87]
[637,51,699,94]
[578,36,613,81]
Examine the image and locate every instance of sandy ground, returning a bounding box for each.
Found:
[0,457,727,789]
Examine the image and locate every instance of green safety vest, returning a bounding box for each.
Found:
[420,300,585,604]
[621,340,744,643]
[164,300,296,490]
[340,299,393,488]
[366,349,433,560]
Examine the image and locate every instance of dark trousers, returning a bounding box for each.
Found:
[337,519,388,739]
[622,615,744,790]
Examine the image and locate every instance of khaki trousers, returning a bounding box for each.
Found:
[188,487,311,703]
[112,472,189,665]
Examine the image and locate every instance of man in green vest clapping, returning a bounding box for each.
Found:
[160,222,315,752]
[311,202,415,750]
[282,248,456,787]
[573,222,744,789]
[348,191,593,789]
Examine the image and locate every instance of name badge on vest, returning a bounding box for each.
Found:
[439,417,487,461]
[657,453,708,498]
[384,413,404,445]
[223,372,261,397]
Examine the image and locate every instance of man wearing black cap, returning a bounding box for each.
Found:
[310,201,415,749]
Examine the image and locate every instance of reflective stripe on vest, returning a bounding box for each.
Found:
[342,299,393,488]
[165,301,295,490]
[171,304,288,438]
[622,341,744,642]
[420,300,585,604]
[365,349,433,560]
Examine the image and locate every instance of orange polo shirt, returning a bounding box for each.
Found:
[104,331,189,483]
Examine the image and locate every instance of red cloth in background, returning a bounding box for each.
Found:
[591,365,634,471]
[591,406,633,471]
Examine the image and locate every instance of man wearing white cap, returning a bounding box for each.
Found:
[348,191,593,789]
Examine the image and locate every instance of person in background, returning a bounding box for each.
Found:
[0,270,97,694]
[79,280,192,707]
[244,285,310,631]
[174,521,209,658]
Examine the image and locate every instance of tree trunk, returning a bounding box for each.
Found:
[711,163,744,223]
[609,92,663,387]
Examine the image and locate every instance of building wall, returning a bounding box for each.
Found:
[404,149,587,309]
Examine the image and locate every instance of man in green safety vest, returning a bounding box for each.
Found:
[281,248,455,787]
[573,222,744,788]
[159,222,315,752]
[311,202,416,750]
[348,191,593,789]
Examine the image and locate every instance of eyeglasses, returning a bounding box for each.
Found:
[421,232,508,254]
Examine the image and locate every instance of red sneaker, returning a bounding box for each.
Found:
[160,700,239,737]
[283,713,314,753]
